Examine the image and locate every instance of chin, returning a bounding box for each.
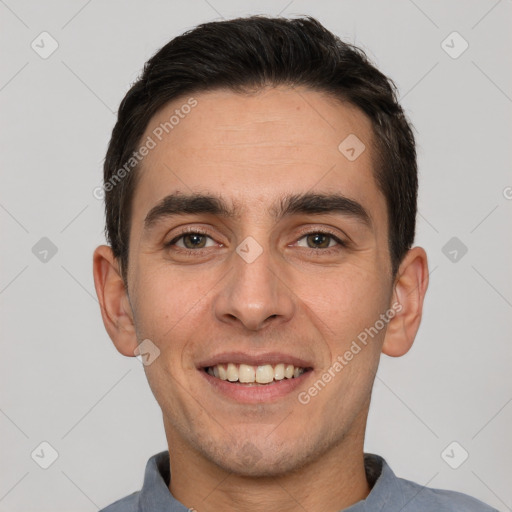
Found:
[204,438,315,478]
[219,454,305,478]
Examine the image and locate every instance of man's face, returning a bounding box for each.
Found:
[126,86,394,476]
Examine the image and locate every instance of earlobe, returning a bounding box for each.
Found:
[92,245,138,357]
[382,247,429,358]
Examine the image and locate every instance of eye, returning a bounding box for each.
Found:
[167,231,217,250]
[295,231,346,251]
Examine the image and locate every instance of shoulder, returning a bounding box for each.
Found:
[99,491,140,512]
[396,475,499,511]
[364,454,498,512]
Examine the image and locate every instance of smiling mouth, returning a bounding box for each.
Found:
[203,363,312,385]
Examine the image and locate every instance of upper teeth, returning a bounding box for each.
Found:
[207,363,305,384]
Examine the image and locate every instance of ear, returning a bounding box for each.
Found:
[92,245,138,357]
[382,246,429,357]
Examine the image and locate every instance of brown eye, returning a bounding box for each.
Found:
[167,232,216,250]
[305,233,332,249]
[182,233,207,249]
[297,232,341,250]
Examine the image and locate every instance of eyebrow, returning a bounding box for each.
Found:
[144,192,372,230]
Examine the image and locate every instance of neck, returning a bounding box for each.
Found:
[166,427,371,512]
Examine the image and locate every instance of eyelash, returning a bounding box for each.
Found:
[165,227,347,256]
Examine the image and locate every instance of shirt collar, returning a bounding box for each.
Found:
[139,450,186,511]
[343,454,404,511]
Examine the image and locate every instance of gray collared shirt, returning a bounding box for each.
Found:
[99,451,497,511]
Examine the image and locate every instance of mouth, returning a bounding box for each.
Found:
[203,363,312,385]
[198,354,314,403]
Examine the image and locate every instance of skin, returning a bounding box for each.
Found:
[93,86,428,512]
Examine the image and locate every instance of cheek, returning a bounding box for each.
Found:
[130,263,218,377]
[129,270,184,356]
[131,267,202,414]
[296,263,390,339]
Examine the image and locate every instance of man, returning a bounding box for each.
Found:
[93,15,497,511]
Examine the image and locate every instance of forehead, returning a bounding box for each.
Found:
[132,86,382,220]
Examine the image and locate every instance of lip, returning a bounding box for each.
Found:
[197,351,315,404]
[200,367,313,403]
[197,351,314,369]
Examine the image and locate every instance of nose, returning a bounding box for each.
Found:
[213,241,295,332]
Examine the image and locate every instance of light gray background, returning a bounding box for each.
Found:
[1,1,511,510]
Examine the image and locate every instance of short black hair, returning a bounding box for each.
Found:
[103,15,417,282]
